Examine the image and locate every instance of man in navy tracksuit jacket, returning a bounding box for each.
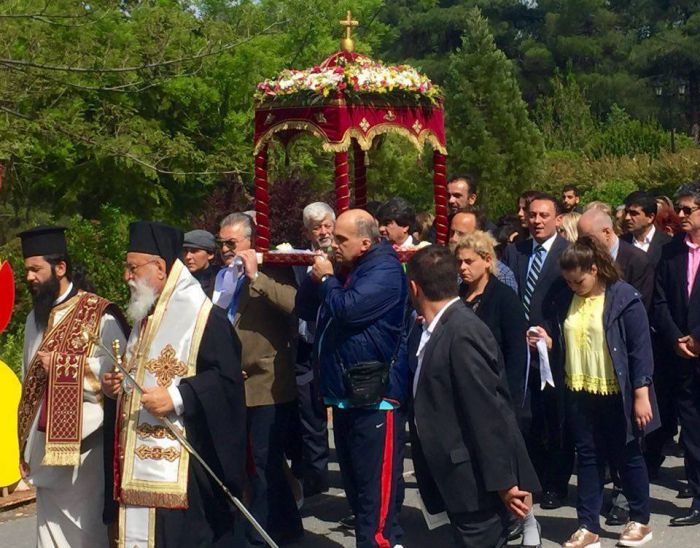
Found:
[296,209,409,548]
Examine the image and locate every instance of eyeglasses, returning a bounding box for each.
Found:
[215,238,244,249]
[675,205,700,216]
[123,259,159,275]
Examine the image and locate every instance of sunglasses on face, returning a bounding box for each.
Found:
[675,205,700,216]
[215,238,243,249]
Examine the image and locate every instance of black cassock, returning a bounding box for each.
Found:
[104,306,247,547]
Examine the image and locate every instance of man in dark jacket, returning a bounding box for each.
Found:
[578,208,654,310]
[502,192,571,509]
[406,245,540,547]
[182,229,219,298]
[655,182,700,526]
[296,209,408,548]
[622,191,672,267]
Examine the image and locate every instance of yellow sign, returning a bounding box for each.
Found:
[0,359,21,488]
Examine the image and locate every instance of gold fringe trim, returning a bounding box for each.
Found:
[254,120,448,156]
[42,443,81,466]
[566,374,621,396]
[120,487,189,510]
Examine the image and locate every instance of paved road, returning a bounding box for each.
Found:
[2,440,699,547]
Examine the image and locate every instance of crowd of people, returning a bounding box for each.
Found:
[12,174,700,548]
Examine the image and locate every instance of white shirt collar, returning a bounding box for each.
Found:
[638,224,656,245]
[397,234,415,250]
[422,297,461,336]
[54,282,74,305]
[532,232,557,253]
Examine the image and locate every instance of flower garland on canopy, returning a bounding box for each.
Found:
[255,55,442,107]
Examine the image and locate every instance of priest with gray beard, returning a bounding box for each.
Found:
[101,221,247,548]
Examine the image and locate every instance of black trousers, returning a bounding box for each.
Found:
[525,372,574,496]
[287,360,329,488]
[446,508,508,548]
[246,402,303,546]
[674,360,700,510]
[644,341,680,470]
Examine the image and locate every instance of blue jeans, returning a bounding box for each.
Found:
[566,390,650,533]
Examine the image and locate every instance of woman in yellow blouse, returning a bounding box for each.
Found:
[529,237,659,548]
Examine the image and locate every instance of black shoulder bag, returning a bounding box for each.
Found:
[336,298,408,407]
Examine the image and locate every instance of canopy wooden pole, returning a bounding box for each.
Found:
[254,145,270,252]
[352,142,367,209]
[433,150,449,245]
[335,151,351,214]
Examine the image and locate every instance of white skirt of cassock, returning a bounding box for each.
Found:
[30,429,109,548]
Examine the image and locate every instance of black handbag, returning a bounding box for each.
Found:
[336,298,407,407]
[342,360,391,408]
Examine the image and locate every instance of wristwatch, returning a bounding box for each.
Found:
[320,274,331,283]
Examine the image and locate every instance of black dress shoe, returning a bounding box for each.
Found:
[605,504,629,526]
[540,490,565,510]
[339,514,356,529]
[670,509,700,526]
[677,485,694,499]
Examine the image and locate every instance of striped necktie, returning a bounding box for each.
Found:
[523,244,545,320]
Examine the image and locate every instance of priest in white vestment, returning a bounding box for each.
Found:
[17,226,128,548]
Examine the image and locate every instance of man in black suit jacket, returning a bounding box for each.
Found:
[406,246,540,547]
[578,208,655,310]
[622,190,672,267]
[654,182,700,526]
[502,192,571,509]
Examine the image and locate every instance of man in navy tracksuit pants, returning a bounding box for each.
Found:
[296,209,409,548]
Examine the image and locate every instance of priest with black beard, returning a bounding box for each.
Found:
[101,221,247,548]
[17,226,128,548]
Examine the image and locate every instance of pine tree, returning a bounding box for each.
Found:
[444,8,544,218]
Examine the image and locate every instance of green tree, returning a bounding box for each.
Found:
[443,8,544,218]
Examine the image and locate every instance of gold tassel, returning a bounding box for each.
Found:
[121,488,189,509]
[42,443,81,466]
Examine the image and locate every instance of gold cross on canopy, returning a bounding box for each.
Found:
[339,11,359,53]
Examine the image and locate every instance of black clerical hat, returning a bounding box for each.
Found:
[18,225,68,258]
[128,221,183,272]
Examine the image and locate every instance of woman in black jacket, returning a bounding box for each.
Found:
[454,232,529,418]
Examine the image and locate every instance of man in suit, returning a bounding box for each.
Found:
[578,207,654,310]
[623,191,672,267]
[502,192,571,510]
[621,191,677,483]
[655,182,700,526]
[213,212,303,545]
[406,245,540,547]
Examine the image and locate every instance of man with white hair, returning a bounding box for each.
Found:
[289,202,336,496]
[101,221,246,547]
[578,207,654,309]
[213,212,303,545]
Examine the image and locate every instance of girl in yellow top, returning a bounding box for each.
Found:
[530,237,658,548]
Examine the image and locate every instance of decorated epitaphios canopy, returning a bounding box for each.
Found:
[252,11,448,256]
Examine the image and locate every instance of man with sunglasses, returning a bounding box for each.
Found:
[654,181,700,526]
[213,212,303,545]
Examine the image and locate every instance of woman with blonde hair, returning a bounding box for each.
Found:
[454,231,541,548]
[559,212,582,242]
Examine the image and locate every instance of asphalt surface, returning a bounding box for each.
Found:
[2,438,699,547]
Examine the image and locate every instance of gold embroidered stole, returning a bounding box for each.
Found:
[17,292,111,466]
[118,260,211,511]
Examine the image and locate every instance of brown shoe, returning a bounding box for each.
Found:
[618,521,652,547]
[561,527,601,548]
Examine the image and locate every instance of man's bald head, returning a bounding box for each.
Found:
[578,208,616,251]
[333,209,380,265]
